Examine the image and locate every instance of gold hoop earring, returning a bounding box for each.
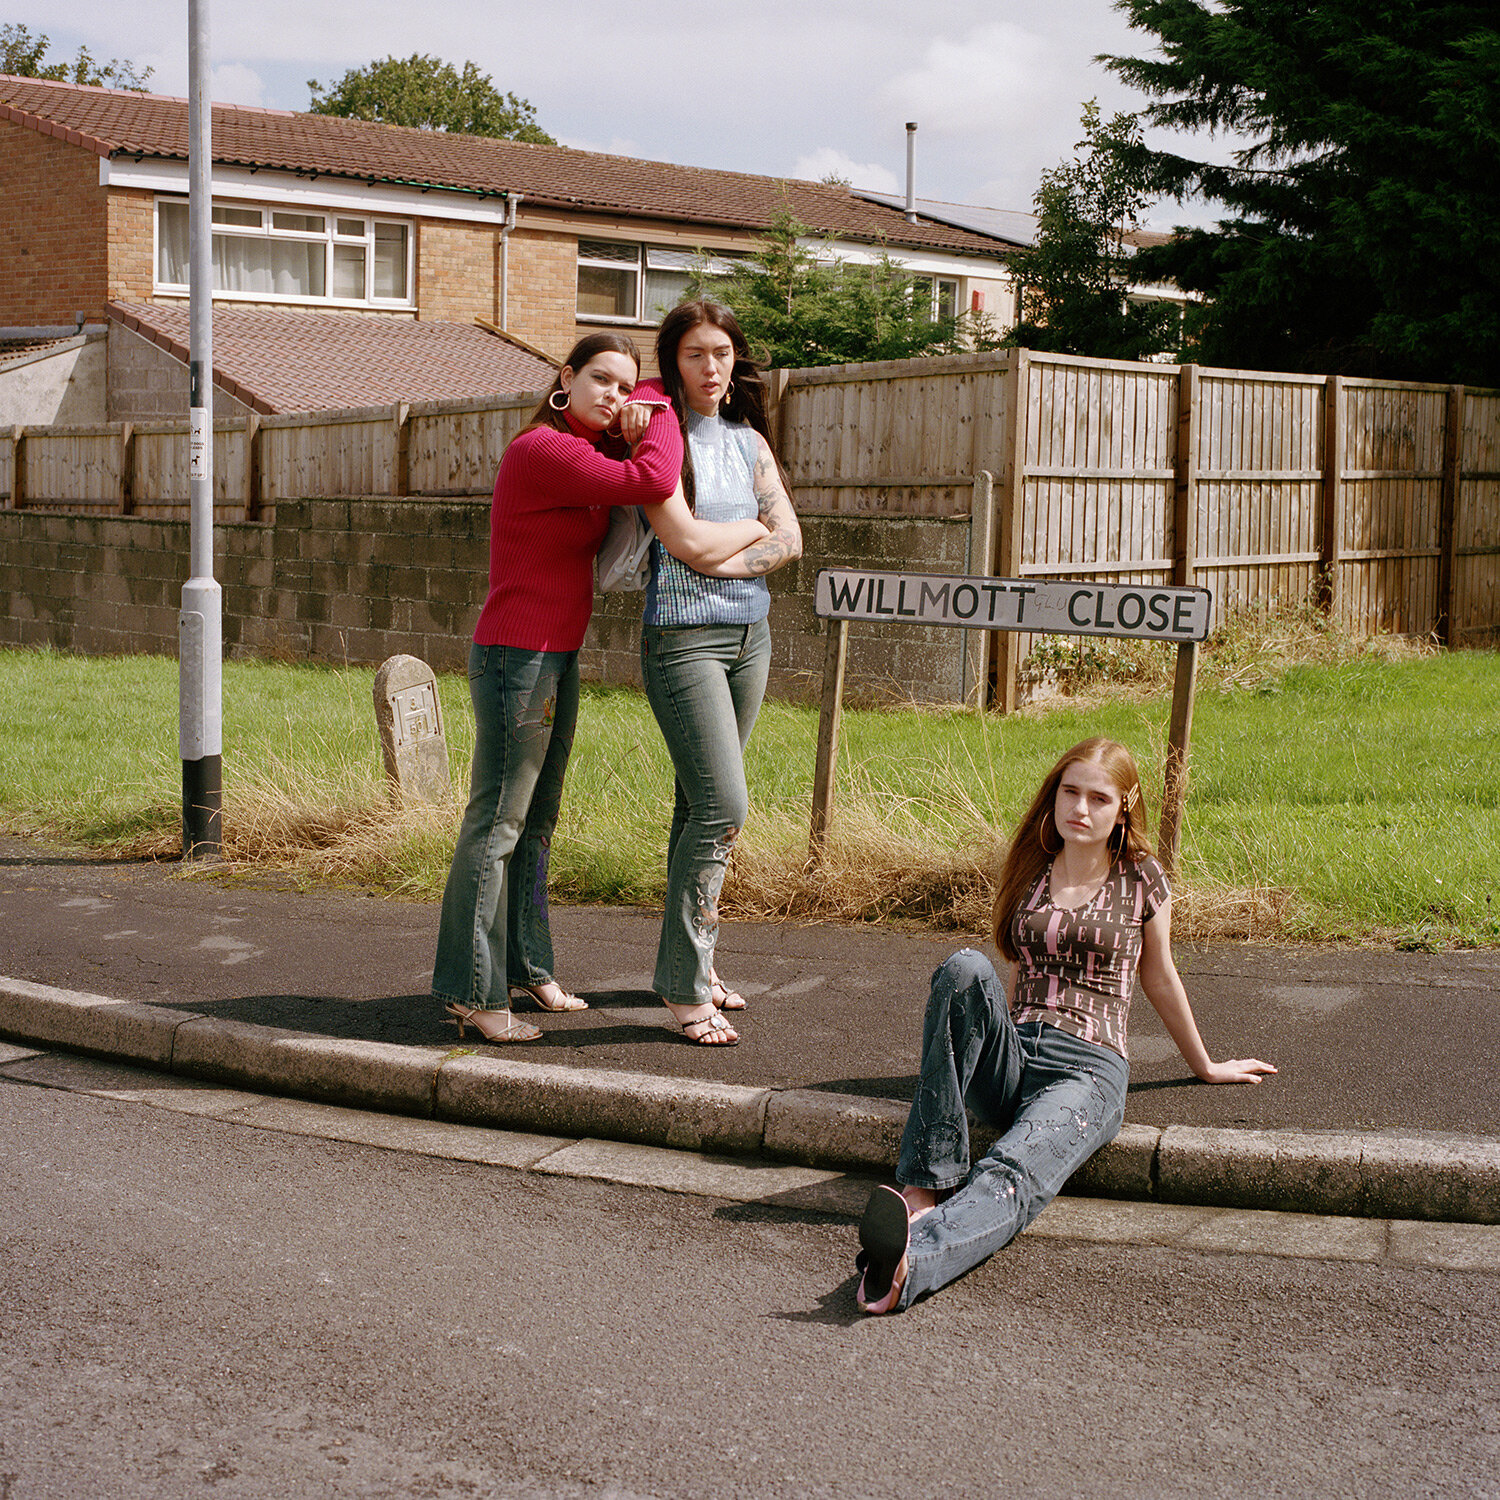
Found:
[1038,819,1061,854]
[723,379,735,403]
[548,388,569,411]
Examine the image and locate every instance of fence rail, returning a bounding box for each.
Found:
[4,349,1498,699]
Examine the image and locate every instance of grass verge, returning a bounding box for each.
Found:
[1,626,1495,948]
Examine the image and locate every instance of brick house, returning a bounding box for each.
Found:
[0,74,1024,421]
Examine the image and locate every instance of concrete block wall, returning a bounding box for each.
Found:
[106,322,256,424]
[1,503,977,706]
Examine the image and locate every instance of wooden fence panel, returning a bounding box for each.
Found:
[260,405,398,502]
[1456,389,1500,641]
[1194,373,1324,617]
[131,421,250,520]
[1337,380,1447,636]
[776,351,1011,516]
[1008,355,1178,676]
[18,426,122,511]
[406,393,536,496]
[0,429,12,505]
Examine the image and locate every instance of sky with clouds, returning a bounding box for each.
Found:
[8,0,1232,231]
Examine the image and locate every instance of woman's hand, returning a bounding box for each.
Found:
[1199,1057,1278,1085]
[617,403,654,446]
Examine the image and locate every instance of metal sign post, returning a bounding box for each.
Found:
[810,569,1214,875]
[180,0,222,857]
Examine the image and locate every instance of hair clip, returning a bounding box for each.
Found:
[1122,784,1139,813]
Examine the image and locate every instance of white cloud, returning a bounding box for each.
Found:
[883,24,1060,138]
[210,64,268,107]
[554,134,643,161]
[790,147,898,193]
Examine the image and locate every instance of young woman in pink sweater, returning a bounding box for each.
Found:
[432,333,769,1043]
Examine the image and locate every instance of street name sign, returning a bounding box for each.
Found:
[814,569,1213,642]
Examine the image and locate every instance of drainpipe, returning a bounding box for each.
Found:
[905,123,918,223]
[500,193,521,330]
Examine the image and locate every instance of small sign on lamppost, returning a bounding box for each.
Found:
[810,570,1213,877]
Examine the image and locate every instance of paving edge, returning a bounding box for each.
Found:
[3,977,1498,1224]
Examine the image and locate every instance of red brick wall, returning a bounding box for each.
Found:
[0,122,109,326]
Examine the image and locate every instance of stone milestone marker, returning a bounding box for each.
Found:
[373,654,451,805]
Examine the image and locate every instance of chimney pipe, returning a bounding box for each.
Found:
[905,122,918,223]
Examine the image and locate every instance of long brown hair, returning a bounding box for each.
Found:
[991,737,1154,962]
[523,332,641,435]
[655,299,787,509]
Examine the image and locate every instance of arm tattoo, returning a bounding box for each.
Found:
[741,441,801,576]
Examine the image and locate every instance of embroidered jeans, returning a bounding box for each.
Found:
[431,643,578,1009]
[893,948,1129,1309]
[640,618,771,1006]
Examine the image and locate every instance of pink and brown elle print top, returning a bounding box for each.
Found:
[1008,855,1171,1060]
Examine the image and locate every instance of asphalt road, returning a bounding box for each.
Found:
[3,1079,1496,1499]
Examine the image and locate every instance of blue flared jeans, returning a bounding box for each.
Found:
[431,643,579,1009]
[892,948,1129,1310]
[640,618,771,1007]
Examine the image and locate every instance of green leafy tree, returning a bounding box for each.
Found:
[1,22,152,89]
[1008,101,1182,361]
[684,210,999,368]
[1102,0,1500,383]
[307,53,553,143]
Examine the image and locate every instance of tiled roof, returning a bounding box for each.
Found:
[0,334,80,365]
[0,74,1016,261]
[107,302,557,414]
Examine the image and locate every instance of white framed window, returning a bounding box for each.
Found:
[154,198,413,307]
[576,239,742,325]
[910,275,960,321]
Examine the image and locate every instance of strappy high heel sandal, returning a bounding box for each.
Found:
[662,999,739,1046]
[510,982,588,1013]
[709,970,746,1011]
[443,1002,542,1043]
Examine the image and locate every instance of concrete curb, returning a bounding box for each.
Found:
[4,977,1498,1224]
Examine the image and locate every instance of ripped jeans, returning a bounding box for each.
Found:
[640,618,771,1007]
[893,949,1129,1310]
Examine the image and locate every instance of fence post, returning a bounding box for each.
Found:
[1318,375,1344,620]
[119,423,136,515]
[808,617,849,862]
[1436,383,1464,646]
[244,413,262,521]
[10,427,25,511]
[765,368,791,456]
[964,469,994,713]
[990,349,1028,713]
[393,402,411,497]
[1172,364,1198,587]
[1157,640,1199,882]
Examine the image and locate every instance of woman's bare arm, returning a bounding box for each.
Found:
[641,484,769,570]
[1139,900,1277,1084]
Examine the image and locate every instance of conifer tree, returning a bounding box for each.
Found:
[1103,0,1500,383]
